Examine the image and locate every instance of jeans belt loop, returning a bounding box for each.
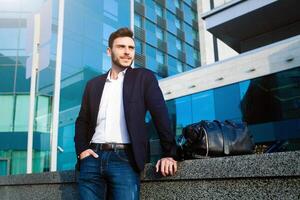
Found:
[113,144,117,152]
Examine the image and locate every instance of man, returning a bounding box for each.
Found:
[75,27,177,200]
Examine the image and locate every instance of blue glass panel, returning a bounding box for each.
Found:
[166,0,176,13]
[0,160,8,176]
[145,44,157,72]
[145,20,157,47]
[174,0,181,8]
[214,84,243,120]
[145,0,156,22]
[185,43,194,66]
[168,96,193,135]
[176,62,184,73]
[135,39,143,54]
[156,26,164,40]
[183,3,193,25]
[183,0,192,6]
[156,50,164,64]
[166,11,176,34]
[176,38,183,51]
[0,66,15,92]
[184,23,193,45]
[175,17,181,29]
[155,3,164,17]
[167,32,177,57]
[0,95,14,132]
[134,13,143,28]
[191,90,216,122]
[167,55,178,76]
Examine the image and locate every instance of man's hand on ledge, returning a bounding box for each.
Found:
[155,157,177,177]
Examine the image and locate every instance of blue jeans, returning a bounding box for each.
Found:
[78,150,140,200]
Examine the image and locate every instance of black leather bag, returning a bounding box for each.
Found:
[177,120,254,160]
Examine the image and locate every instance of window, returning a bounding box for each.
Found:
[145,0,156,22]
[155,3,164,18]
[135,39,143,54]
[193,49,200,60]
[183,3,193,25]
[192,28,198,41]
[167,32,177,57]
[145,44,157,72]
[166,0,176,13]
[145,20,156,46]
[156,26,164,40]
[174,0,181,9]
[175,17,182,29]
[176,38,183,51]
[156,50,165,64]
[183,23,193,45]
[177,61,184,73]
[166,11,177,34]
[134,13,143,28]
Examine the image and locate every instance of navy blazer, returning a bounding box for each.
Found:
[74,67,177,172]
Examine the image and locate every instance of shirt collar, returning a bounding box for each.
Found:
[106,68,127,82]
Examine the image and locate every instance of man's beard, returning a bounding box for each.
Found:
[111,52,133,68]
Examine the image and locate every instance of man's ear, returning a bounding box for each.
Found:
[107,47,111,57]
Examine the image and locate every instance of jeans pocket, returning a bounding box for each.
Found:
[115,150,129,162]
[80,154,92,162]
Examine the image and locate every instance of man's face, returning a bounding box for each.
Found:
[108,36,135,68]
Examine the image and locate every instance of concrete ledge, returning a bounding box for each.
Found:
[142,151,300,181]
[0,151,299,199]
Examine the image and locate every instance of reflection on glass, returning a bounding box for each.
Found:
[0,0,53,175]
[148,67,300,160]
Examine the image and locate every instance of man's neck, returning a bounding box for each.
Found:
[110,65,128,80]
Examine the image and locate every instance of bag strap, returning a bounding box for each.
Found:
[200,126,209,157]
[214,120,230,155]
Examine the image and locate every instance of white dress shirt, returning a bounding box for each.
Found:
[91,69,130,144]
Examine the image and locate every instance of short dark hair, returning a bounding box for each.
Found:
[108,27,134,48]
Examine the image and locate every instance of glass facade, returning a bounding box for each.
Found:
[0,0,130,175]
[134,0,200,79]
[0,0,57,175]
[147,67,300,160]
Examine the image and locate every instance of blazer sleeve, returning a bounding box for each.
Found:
[74,82,91,156]
[144,72,177,159]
